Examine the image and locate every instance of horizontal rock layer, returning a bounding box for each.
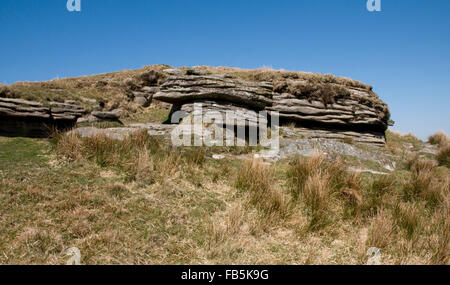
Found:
[281,126,386,146]
[270,93,388,134]
[0,97,85,137]
[154,74,273,110]
[150,71,392,145]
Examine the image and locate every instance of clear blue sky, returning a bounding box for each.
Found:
[1,0,449,140]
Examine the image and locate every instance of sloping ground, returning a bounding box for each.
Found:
[0,130,448,265]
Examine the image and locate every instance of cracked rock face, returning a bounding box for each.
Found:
[0,97,85,137]
[150,69,392,145]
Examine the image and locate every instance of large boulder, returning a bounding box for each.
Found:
[151,68,392,145]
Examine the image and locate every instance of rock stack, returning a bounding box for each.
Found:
[153,68,393,145]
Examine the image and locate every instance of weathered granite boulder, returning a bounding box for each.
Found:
[0,98,86,137]
[134,95,150,107]
[151,68,392,145]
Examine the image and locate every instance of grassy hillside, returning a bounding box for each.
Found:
[0,130,448,264]
[0,66,446,264]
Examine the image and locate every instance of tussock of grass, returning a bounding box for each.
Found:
[403,156,443,208]
[207,203,244,256]
[183,147,207,166]
[393,202,423,240]
[362,175,396,217]
[286,154,363,229]
[235,159,287,229]
[385,130,423,154]
[52,129,206,186]
[52,131,83,161]
[428,131,449,147]
[437,144,450,168]
[274,80,352,106]
[301,170,331,229]
[429,201,449,264]
[106,183,129,199]
[366,209,395,249]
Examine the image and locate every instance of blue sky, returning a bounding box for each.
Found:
[1,0,449,139]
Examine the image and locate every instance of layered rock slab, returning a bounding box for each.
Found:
[0,98,85,137]
[154,74,273,110]
[151,70,392,145]
[270,89,390,132]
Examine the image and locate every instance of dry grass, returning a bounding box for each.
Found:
[1,65,171,119]
[366,210,395,249]
[235,159,288,231]
[362,175,396,217]
[274,80,352,106]
[286,154,363,229]
[428,131,449,147]
[2,64,374,106]
[437,144,450,168]
[1,125,449,264]
[52,129,207,186]
[393,202,422,240]
[301,170,331,229]
[403,157,443,207]
[192,66,372,90]
[385,130,423,155]
[426,131,450,169]
[429,199,450,264]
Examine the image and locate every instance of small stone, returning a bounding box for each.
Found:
[80,97,97,104]
[134,96,150,107]
[142,86,159,94]
[212,154,225,160]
